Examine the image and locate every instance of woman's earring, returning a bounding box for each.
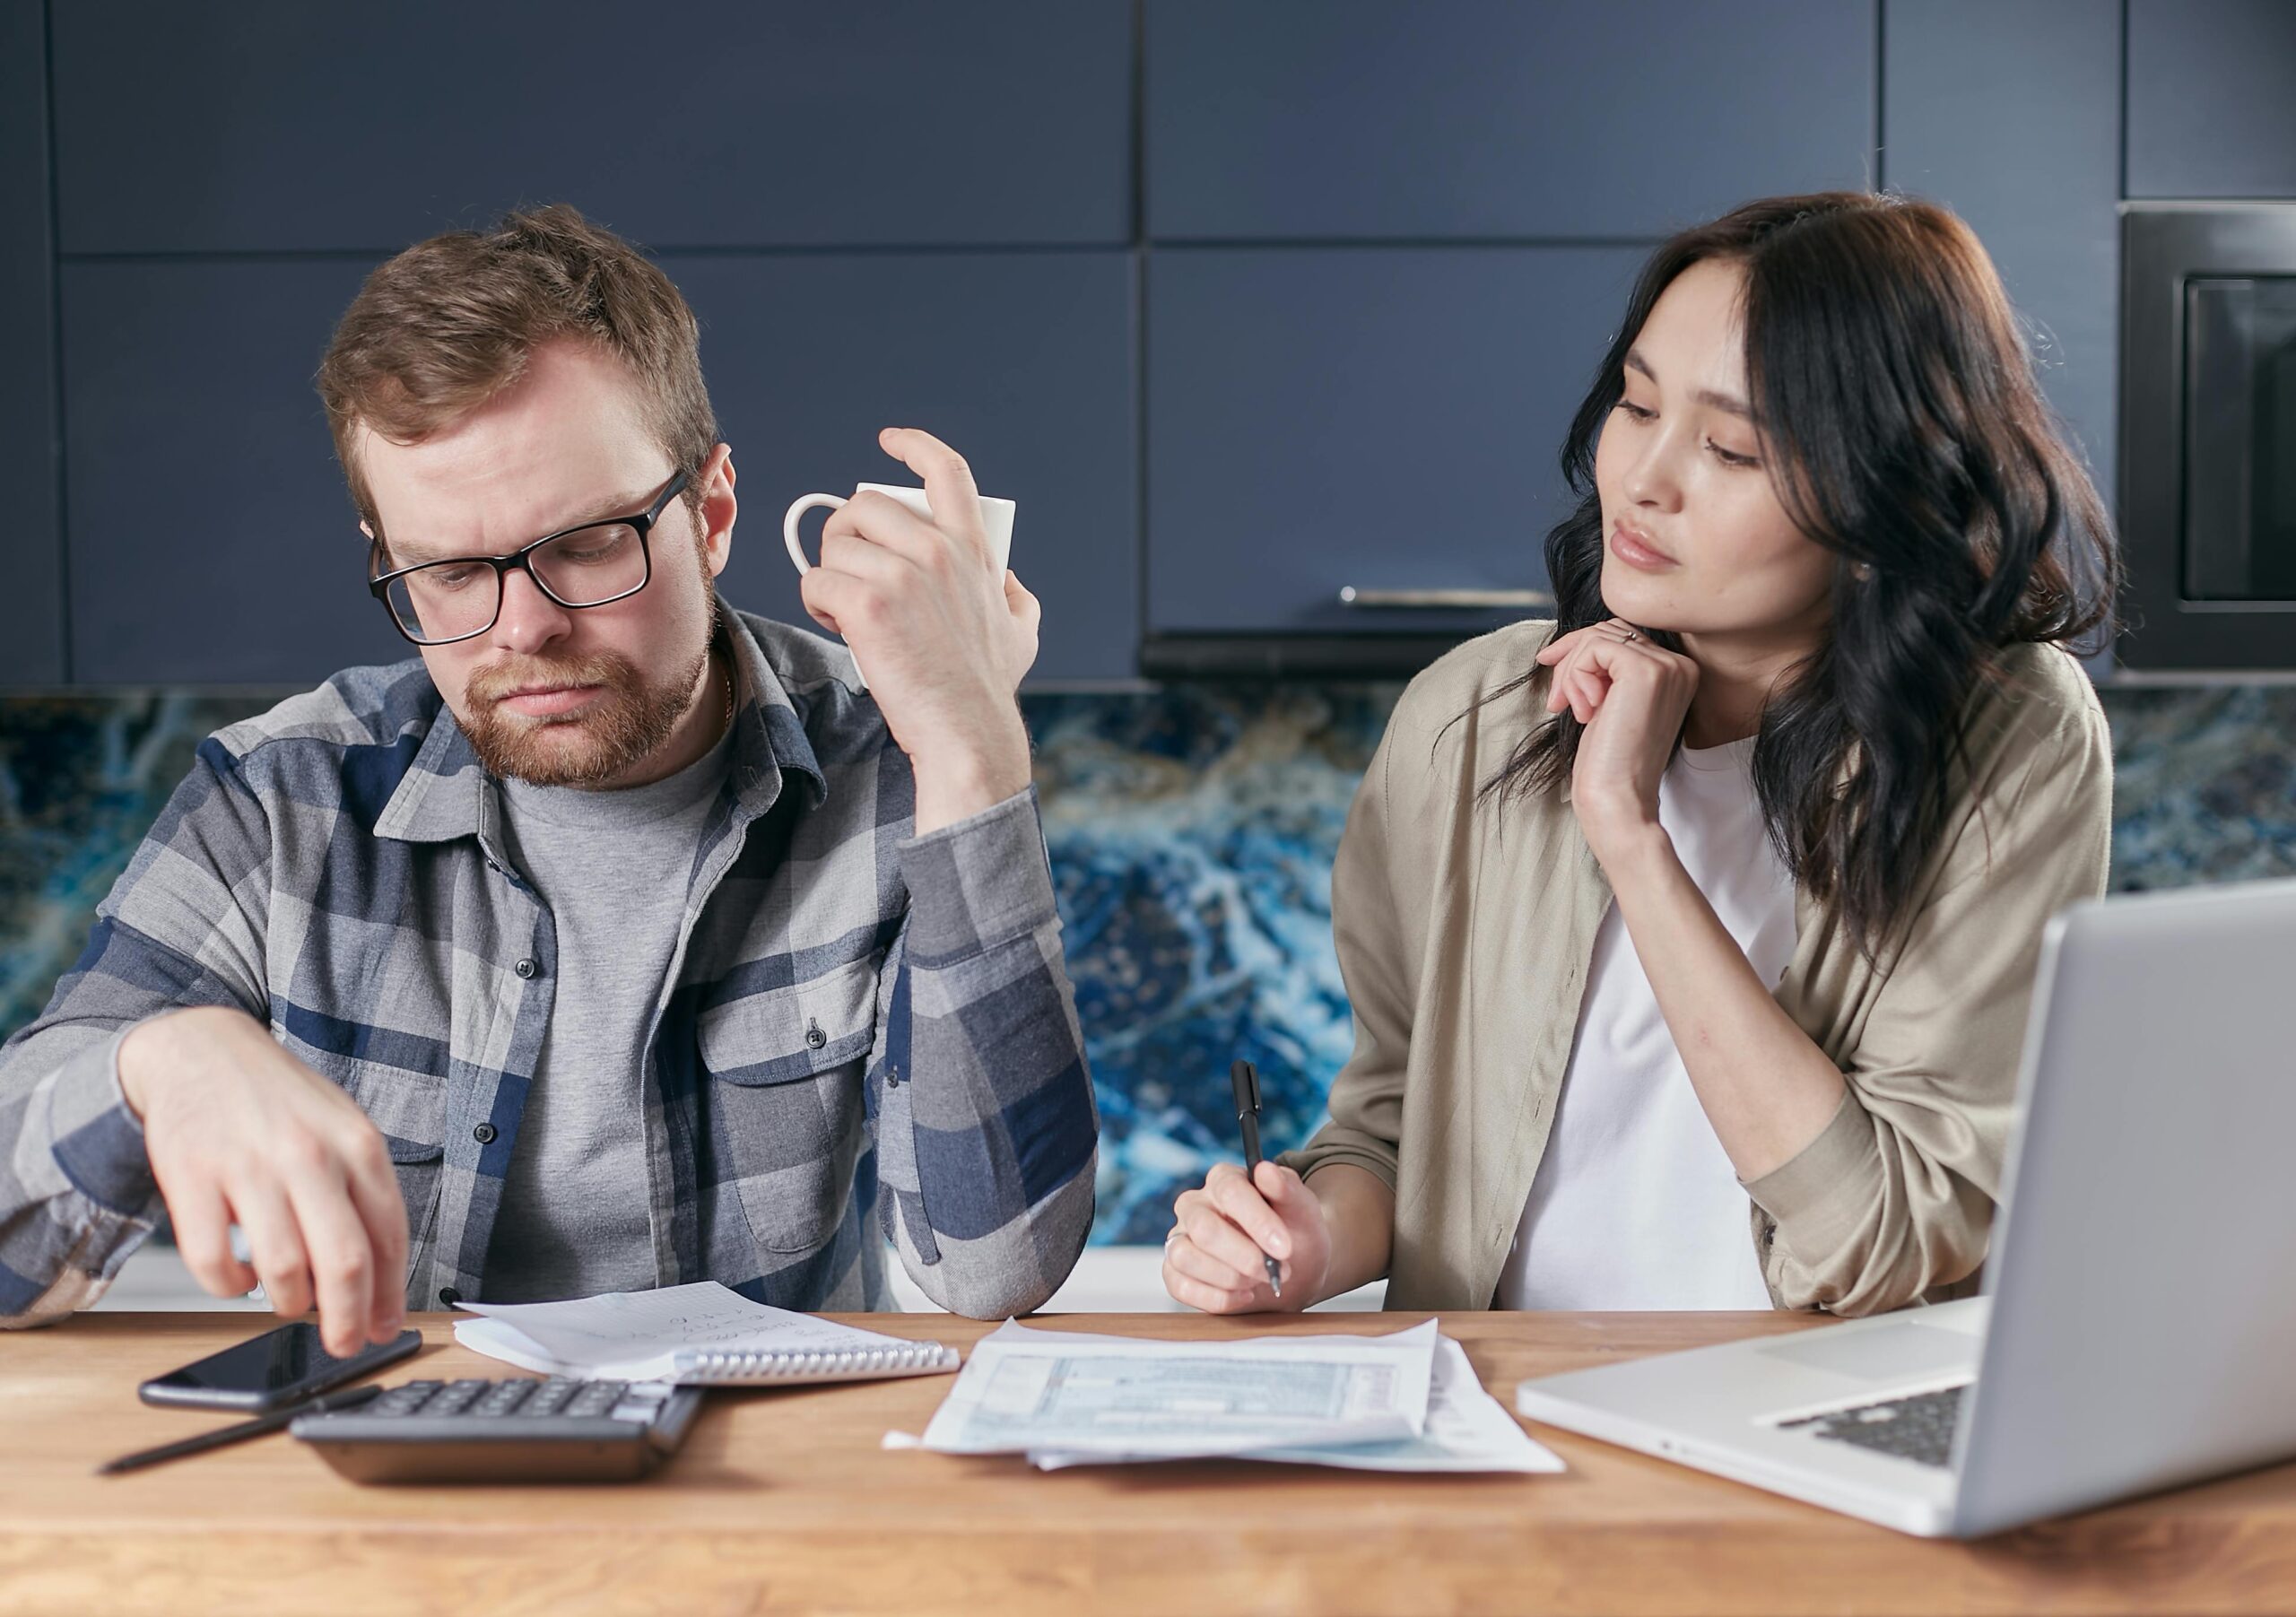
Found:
[1851,561,1875,582]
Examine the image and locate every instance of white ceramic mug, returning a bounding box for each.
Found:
[781,482,1017,689]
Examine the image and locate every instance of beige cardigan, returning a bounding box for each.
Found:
[1283,622,2113,1317]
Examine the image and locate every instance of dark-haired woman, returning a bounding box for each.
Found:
[1162,192,2120,1318]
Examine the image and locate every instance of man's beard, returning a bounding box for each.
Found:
[459,638,709,788]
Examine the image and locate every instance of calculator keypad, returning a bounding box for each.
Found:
[292,1374,705,1484]
[363,1378,640,1420]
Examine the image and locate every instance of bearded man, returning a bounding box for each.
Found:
[0,205,1098,1351]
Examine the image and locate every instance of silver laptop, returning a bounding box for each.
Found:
[1514,877,2296,1537]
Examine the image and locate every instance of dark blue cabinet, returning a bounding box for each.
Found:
[669,251,1138,684]
[1146,246,1645,636]
[53,2,1132,253]
[1,0,63,685]
[62,261,408,686]
[1883,0,2122,511]
[62,252,1135,687]
[1146,0,1877,241]
[2126,0,2296,198]
[30,2,2288,687]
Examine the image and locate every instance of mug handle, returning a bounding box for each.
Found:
[782,492,848,574]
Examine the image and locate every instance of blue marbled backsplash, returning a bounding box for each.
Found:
[3,679,2292,1243]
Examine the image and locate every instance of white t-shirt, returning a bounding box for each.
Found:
[1496,735,1794,1310]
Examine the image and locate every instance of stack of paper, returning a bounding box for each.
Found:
[456,1282,954,1384]
[893,1319,1561,1474]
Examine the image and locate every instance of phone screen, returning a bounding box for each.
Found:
[140,1322,420,1411]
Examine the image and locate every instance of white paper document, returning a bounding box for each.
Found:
[906,1318,1557,1473]
[1030,1335,1562,1474]
[456,1281,928,1381]
[917,1319,1439,1459]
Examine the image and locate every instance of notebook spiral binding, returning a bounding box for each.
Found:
[680,1342,959,1380]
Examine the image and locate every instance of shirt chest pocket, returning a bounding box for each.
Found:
[278,1031,449,1274]
[696,957,879,1255]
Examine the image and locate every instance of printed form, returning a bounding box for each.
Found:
[903,1319,1561,1473]
[1031,1334,1563,1474]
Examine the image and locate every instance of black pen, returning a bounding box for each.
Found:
[97,1381,386,1475]
[1230,1058,1284,1298]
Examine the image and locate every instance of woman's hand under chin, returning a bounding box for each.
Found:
[1535,621,1702,872]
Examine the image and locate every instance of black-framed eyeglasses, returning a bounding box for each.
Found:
[367,471,691,647]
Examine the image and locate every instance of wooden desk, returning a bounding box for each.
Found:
[4,1311,2292,1614]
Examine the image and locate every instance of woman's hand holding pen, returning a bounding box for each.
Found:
[1162,1161,1332,1314]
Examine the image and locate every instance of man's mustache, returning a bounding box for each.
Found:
[465,654,637,704]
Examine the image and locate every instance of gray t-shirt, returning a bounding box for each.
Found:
[482,729,733,1301]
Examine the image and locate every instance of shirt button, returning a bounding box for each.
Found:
[514,958,539,979]
[473,1122,498,1144]
[805,1022,827,1050]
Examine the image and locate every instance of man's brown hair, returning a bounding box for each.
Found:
[317,204,717,542]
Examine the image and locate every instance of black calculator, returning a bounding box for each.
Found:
[291,1376,705,1484]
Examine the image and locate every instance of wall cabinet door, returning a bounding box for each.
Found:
[62,253,1136,687]
[2126,0,2296,198]
[1146,0,1876,241]
[1,0,63,684]
[1883,0,2123,512]
[53,1,1132,254]
[667,251,1138,684]
[1146,246,1645,638]
[64,261,407,686]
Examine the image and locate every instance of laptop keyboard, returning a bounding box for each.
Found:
[1777,1384,1966,1468]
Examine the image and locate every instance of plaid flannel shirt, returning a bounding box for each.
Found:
[0,604,1098,1323]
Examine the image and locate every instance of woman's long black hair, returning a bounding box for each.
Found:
[1480,192,2120,956]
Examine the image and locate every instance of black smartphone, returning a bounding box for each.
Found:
[139,1322,422,1413]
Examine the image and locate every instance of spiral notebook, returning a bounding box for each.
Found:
[455,1281,961,1387]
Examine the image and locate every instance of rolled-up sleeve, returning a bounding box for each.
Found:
[871,786,1097,1318]
[1744,687,2114,1317]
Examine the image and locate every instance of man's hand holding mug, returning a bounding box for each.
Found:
[784,428,1037,834]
